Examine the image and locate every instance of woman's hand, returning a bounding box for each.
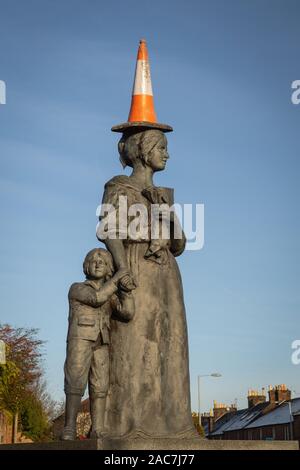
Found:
[119,274,136,292]
[114,268,136,292]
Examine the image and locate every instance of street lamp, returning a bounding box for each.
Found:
[288,400,293,440]
[198,373,222,428]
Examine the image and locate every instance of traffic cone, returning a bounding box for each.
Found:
[128,38,157,123]
[111,39,172,134]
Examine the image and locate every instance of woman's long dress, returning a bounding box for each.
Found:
[101,175,195,438]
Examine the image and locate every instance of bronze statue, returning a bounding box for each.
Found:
[62,38,196,444]
[98,128,196,438]
[62,248,134,440]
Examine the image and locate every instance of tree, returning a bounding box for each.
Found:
[32,379,59,422]
[0,358,20,436]
[0,324,43,387]
[192,411,205,437]
[20,392,50,441]
[0,324,49,442]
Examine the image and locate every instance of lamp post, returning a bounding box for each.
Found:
[198,373,222,428]
[288,400,293,440]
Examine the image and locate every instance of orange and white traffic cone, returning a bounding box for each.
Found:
[111,39,172,134]
[128,38,157,123]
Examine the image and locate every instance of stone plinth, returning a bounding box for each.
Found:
[0,438,298,451]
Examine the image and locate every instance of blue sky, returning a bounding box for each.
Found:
[0,0,299,413]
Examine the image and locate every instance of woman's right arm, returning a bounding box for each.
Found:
[104,238,127,270]
[99,181,136,292]
[105,239,136,292]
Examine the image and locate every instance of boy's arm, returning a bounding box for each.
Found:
[69,280,118,307]
[94,278,119,305]
[69,269,132,307]
[111,291,135,322]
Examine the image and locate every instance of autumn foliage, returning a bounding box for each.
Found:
[0,324,53,441]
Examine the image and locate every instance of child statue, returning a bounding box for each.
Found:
[61,248,134,440]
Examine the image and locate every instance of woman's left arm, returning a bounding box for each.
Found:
[169,212,186,257]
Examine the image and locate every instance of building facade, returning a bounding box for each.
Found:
[204,385,300,443]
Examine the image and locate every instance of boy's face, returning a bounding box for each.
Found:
[88,252,108,280]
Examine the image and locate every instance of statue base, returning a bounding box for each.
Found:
[98,437,299,450]
[0,438,298,450]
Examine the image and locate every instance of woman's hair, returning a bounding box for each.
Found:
[118,129,165,168]
[83,248,114,280]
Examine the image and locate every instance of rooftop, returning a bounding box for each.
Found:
[209,398,300,436]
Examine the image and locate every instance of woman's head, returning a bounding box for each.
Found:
[118,129,169,172]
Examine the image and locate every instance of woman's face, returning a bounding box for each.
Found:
[146,134,169,172]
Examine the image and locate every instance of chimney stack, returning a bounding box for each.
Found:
[268,384,291,404]
[247,388,266,408]
[200,410,215,434]
[213,400,230,421]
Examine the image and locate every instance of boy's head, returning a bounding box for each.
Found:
[83,248,114,281]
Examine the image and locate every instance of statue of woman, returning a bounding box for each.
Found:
[98,128,196,439]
